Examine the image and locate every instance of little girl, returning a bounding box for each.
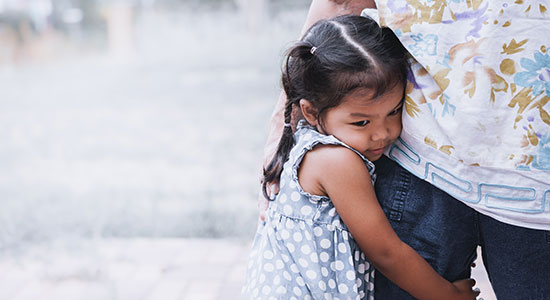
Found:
[243,14,480,300]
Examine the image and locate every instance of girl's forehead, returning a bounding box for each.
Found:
[341,88,376,103]
[341,84,404,106]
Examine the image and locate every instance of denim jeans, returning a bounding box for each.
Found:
[373,155,550,300]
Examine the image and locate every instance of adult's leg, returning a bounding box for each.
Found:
[373,156,479,299]
[479,214,550,300]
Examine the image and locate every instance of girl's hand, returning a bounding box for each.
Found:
[451,279,480,300]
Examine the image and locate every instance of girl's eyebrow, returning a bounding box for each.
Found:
[349,101,404,118]
[349,112,372,118]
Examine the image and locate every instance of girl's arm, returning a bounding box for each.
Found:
[262,0,376,167]
[298,145,479,300]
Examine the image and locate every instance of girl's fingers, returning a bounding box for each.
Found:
[472,282,481,297]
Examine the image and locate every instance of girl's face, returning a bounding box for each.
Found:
[317,84,404,161]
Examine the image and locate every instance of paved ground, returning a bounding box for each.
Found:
[0,239,249,300]
[0,238,496,300]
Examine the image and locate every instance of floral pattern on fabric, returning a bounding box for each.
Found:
[374,0,550,229]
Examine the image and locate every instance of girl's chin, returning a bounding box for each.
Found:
[365,152,385,162]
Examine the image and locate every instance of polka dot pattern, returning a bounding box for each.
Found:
[243,121,375,300]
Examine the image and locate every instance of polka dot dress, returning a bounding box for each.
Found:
[243,121,376,300]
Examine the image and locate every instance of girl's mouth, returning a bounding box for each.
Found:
[368,147,386,155]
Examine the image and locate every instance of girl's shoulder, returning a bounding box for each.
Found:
[292,120,376,194]
[293,120,375,172]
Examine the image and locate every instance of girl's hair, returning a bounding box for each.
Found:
[262,14,409,200]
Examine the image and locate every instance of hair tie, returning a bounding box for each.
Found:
[283,122,291,128]
[310,46,317,55]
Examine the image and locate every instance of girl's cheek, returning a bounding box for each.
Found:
[392,120,403,137]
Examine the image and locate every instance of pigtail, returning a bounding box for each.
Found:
[262,100,294,200]
[261,42,316,200]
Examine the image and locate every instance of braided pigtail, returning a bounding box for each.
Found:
[261,101,294,200]
[261,42,316,200]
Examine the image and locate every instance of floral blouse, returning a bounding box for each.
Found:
[372,0,550,229]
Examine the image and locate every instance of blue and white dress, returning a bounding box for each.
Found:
[243,121,376,300]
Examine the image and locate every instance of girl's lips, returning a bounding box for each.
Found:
[368,147,386,155]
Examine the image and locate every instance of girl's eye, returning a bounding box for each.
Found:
[389,105,404,116]
[352,120,370,126]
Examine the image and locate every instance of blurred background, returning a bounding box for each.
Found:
[0,1,496,299]
[0,0,310,244]
[0,0,309,299]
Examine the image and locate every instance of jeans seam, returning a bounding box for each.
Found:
[474,212,482,246]
[389,168,410,221]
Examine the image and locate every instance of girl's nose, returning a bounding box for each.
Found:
[371,124,390,141]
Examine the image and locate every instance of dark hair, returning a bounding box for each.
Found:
[262,14,409,200]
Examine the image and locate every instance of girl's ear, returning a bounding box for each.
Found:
[299,99,319,126]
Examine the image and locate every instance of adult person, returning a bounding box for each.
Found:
[261,1,550,299]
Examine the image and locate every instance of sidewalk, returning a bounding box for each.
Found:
[0,239,249,300]
[0,238,495,300]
